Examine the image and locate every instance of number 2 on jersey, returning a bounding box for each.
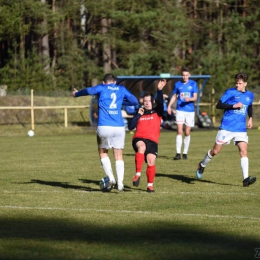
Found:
[109,93,117,109]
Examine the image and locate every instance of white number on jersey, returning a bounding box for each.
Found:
[109,93,117,109]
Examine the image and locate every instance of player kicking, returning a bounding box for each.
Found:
[72,73,138,191]
[196,73,256,187]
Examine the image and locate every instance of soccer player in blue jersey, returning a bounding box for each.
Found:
[72,73,139,191]
[196,73,256,187]
[167,67,198,160]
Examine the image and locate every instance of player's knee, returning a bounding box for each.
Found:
[239,150,247,157]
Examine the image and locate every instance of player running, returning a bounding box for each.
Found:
[167,67,198,160]
[196,73,256,187]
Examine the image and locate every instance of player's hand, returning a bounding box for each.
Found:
[72,88,78,97]
[138,107,144,115]
[247,117,253,129]
[184,97,191,102]
[167,107,172,115]
[158,79,167,90]
[233,102,243,109]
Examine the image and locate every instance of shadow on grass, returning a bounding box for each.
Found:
[23,179,101,192]
[0,215,258,260]
[156,173,237,186]
[79,178,136,192]
[22,179,137,193]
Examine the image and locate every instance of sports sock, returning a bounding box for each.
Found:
[176,135,182,154]
[202,150,212,167]
[183,135,190,154]
[135,152,144,173]
[115,160,124,186]
[101,157,116,183]
[146,165,156,184]
[241,157,249,180]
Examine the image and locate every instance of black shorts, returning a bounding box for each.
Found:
[132,138,158,158]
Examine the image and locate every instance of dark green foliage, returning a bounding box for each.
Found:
[0,0,260,101]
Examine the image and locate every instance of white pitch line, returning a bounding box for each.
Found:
[0,190,257,196]
[0,205,260,221]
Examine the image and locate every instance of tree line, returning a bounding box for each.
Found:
[0,0,259,101]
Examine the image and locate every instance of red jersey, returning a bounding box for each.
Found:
[133,110,162,144]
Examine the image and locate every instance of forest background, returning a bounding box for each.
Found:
[0,0,260,127]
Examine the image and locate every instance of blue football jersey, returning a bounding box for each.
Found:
[219,87,254,132]
[76,83,138,127]
[172,79,198,112]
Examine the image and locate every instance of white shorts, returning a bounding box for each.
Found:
[215,130,248,145]
[97,126,125,149]
[175,110,195,127]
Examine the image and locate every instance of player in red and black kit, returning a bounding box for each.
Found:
[128,79,167,192]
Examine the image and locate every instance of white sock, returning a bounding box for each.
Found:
[148,183,153,187]
[241,157,249,180]
[100,157,115,183]
[136,172,141,176]
[202,150,212,167]
[183,135,190,154]
[176,135,182,154]
[116,160,124,185]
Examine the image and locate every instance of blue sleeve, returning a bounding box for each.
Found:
[128,113,141,130]
[122,89,138,106]
[219,89,232,103]
[193,81,199,93]
[122,98,138,106]
[75,85,100,97]
[125,104,139,115]
[172,83,178,95]
[75,88,90,97]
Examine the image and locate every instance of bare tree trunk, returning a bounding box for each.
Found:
[41,0,50,73]
[51,0,57,88]
[243,0,246,18]
[51,0,57,70]
[101,17,111,73]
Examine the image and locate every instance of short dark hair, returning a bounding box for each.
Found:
[103,73,116,83]
[181,67,190,73]
[234,73,248,82]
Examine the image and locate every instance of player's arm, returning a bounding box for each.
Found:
[156,90,164,116]
[72,86,98,97]
[122,90,139,106]
[216,100,243,110]
[128,108,143,130]
[122,96,138,106]
[156,79,167,116]
[247,105,253,129]
[167,94,176,114]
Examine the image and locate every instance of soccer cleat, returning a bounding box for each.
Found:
[147,186,155,193]
[174,153,181,160]
[243,176,256,187]
[133,175,140,187]
[196,162,205,179]
[182,154,188,160]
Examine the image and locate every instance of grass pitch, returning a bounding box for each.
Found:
[0,128,259,260]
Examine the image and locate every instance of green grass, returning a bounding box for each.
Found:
[0,128,259,260]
